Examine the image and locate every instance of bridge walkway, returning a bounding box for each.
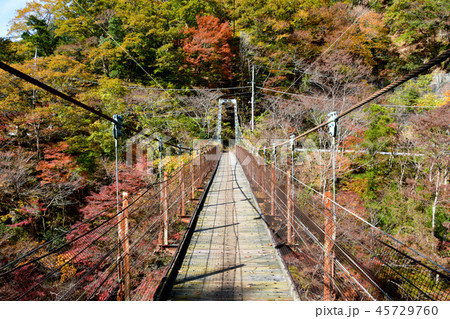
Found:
[166,152,295,300]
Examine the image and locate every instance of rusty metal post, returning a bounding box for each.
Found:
[262,160,266,197]
[158,172,164,246]
[249,155,253,184]
[163,171,169,246]
[158,225,163,246]
[256,155,260,190]
[141,148,147,172]
[259,158,263,193]
[271,163,275,216]
[180,165,185,217]
[190,161,195,199]
[202,149,206,185]
[287,170,293,246]
[252,154,255,183]
[198,148,203,187]
[252,156,256,186]
[201,147,206,185]
[260,159,264,194]
[254,153,258,186]
[252,156,255,185]
[324,191,335,301]
[262,152,267,196]
[177,168,181,217]
[255,153,261,190]
[250,153,256,185]
[256,158,259,188]
[117,192,130,301]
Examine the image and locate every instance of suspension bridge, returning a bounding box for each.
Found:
[0,49,450,301]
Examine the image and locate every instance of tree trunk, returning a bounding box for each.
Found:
[34,122,42,160]
[432,170,440,231]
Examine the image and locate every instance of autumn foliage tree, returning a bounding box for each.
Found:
[1,0,449,300]
[182,15,233,86]
[410,104,450,241]
[385,0,450,70]
[36,142,85,208]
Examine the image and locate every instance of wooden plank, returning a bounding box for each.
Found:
[168,152,294,301]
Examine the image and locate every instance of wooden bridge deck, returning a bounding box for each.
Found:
[167,152,295,300]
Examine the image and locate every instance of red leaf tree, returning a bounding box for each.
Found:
[182,15,233,85]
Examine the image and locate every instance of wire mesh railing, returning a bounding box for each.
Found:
[235,145,450,301]
[0,145,221,301]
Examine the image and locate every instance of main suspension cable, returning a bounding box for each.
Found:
[272,48,450,148]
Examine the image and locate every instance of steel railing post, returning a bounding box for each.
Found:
[324,191,335,301]
[190,161,195,200]
[287,170,293,246]
[271,163,275,216]
[163,171,169,246]
[180,166,185,217]
[117,192,130,301]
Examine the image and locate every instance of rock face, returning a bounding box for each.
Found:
[430,71,450,98]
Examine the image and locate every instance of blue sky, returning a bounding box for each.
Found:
[0,0,31,38]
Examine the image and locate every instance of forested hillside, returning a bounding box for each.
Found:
[0,0,449,276]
